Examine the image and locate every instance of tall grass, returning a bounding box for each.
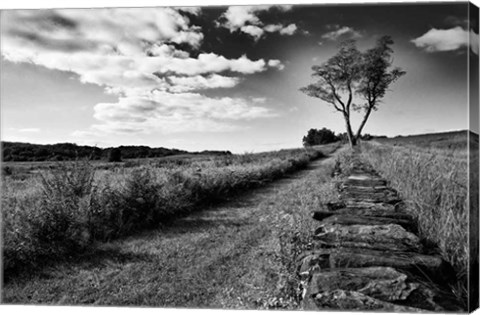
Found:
[2,146,333,277]
[359,141,469,302]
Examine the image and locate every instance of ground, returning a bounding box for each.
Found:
[3,151,340,308]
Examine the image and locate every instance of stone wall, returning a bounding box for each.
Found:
[297,154,463,312]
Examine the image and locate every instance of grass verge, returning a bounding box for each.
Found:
[2,144,338,280]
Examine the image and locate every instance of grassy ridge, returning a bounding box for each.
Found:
[359,141,469,303]
[2,145,336,279]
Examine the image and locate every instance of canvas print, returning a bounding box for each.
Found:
[1,1,479,313]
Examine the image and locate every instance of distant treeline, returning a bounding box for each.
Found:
[302,127,386,146]
[1,142,232,162]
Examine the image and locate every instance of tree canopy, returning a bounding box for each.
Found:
[303,128,338,146]
[300,36,405,147]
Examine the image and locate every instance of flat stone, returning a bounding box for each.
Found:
[345,199,402,207]
[344,178,387,187]
[346,202,398,211]
[312,214,416,233]
[341,190,398,200]
[297,248,453,283]
[326,201,346,211]
[304,289,424,312]
[301,266,447,312]
[313,223,423,252]
[341,185,389,192]
[307,267,418,301]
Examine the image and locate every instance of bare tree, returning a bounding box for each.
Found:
[300,36,405,147]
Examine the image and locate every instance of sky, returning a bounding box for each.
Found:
[1,1,479,153]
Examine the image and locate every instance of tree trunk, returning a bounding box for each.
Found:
[355,106,373,140]
[343,114,357,147]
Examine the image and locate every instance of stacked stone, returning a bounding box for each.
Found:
[297,156,461,312]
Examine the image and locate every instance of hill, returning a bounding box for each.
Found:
[373,130,478,150]
[1,142,231,162]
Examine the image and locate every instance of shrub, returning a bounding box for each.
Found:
[2,145,335,276]
[108,148,122,162]
[303,128,338,146]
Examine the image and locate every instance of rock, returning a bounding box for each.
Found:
[346,202,398,211]
[313,223,423,252]
[326,201,345,211]
[305,289,424,312]
[313,214,416,232]
[298,157,463,312]
[297,248,453,283]
[302,266,443,311]
[338,207,413,220]
[313,208,414,221]
[345,199,402,208]
[306,267,419,302]
[344,176,387,188]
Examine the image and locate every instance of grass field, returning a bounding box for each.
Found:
[358,133,477,306]
[2,144,339,281]
[2,144,344,307]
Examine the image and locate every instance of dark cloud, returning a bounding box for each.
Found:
[9,29,95,52]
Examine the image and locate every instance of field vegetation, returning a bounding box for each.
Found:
[2,144,343,306]
[358,137,475,305]
[2,145,336,280]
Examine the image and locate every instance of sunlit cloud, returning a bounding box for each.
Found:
[1,8,284,136]
[411,26,478,54]
[321,25,362,41]
[217,5,298,41]
[91,92,277,134]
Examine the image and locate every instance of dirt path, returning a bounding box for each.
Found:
[3,151,340,308]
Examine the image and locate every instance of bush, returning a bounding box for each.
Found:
[108,148,122,162]
[3,160,98,274]
[303,128,338,146]
[2,145,335,276]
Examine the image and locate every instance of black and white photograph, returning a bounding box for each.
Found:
[1,0,479,313]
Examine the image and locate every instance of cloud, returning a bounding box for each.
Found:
[268,59,285,70]
[411,26,477,54]
[167,74,241,93]
[176,7,202,15]
[1,8,284,136]
[91,91,277,134]
[217,5,298,40]
[279,24,297,35]
[264,23,297,35]
[240,25,265,40]
[321,26,362,41]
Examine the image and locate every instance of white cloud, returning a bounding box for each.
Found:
[217,5,297,40]
[321,26,362,41]
[175,7,202,15]
[267,59,285,70]
[221,6,261,31]
[279,24,297,35]
[1,8,284,136]
[167,74,241,93]
[411,26,473,53]
[240,25,265,40]
[264,23,297,36]
[91,91,277,134]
